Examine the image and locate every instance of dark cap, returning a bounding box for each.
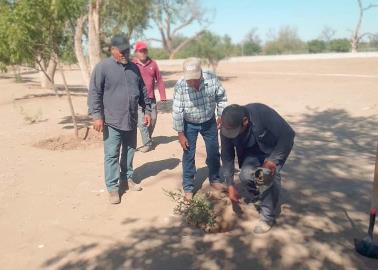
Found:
[111,34,130,51]
[221,104,247,139]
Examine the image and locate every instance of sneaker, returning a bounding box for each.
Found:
[109,191,120,204]
[128,180,143,191]
[253,219,274,234]
[139,145,152,153]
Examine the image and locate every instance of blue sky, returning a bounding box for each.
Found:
[143,0,378,44]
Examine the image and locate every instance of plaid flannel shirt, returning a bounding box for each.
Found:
[172,71,228,132]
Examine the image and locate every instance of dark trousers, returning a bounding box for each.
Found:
[182,117,223,192]
[239,155,283,223]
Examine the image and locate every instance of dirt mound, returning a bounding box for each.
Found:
[34,127,102,151]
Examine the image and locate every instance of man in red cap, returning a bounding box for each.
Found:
[133,41,167,152]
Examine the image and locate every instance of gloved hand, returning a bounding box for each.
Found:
[228,185,240,203]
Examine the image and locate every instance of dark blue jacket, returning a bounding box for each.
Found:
[221,103,295,183]
[88,57,151,131]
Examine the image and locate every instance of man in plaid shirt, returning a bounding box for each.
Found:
[172,58,228,200]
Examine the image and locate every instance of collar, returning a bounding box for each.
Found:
[133,57,151,66]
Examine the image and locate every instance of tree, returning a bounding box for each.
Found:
[71,0,152,86]
[150,0,209,59]
[242,28,262,56]
[319,26,336,43]
[264,26,306,55]
[307,40,327,53]
[102,0,152,39]
[195,31,226,72]
[351,0,378,52]
[329,39,351,52]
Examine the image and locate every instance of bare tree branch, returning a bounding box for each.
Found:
[172,16,195,37]
[170,30,205,59]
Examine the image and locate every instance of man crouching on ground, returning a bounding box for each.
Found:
[172,58,228,200]
[88,34,152,204]
[220,103,295,233]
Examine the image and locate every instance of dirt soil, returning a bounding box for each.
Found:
[1,58,378,270]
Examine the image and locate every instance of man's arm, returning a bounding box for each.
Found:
[137,69,152,114]
[154,61,167,101]
[261,105,295,165]
[88,63,105,120]
[221,134,236,186]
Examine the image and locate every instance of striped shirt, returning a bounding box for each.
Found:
[172,71,228,132]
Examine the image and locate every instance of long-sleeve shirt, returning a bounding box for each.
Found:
[221,103,295,185]
[88,57,151,131]
[172,71,228,132]
[132,58,166,101]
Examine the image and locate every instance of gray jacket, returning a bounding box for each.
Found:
[88,57,151,131]
[221,103,295,182]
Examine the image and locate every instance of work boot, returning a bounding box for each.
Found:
[139,145,152,153]
[109,191,120,204]
[128,180,143,191]
[253,219,274,234]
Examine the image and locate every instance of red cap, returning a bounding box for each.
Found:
[135,41,148,52]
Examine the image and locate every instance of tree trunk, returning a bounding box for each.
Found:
[88,0,102,72]
[40,57,57,89]
[74,15,90,88]
[351,37,358,53]
[58,60,79,138]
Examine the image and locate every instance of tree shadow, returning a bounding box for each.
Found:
[164,79,177,89]
[153,135,178,147]
[133,158,180,184]
[219,75,237,82]
[161,70,179,77]
[42,108,378,270]
[58,115,92,130]
[157,99,173,114]
[14,92,87,101]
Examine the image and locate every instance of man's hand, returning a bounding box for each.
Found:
[216,117,222,129]
[144,114,151,127]
[93,119,104,132]
[178,132,189,151]
[228,185,240,203]
[263,160,277,175]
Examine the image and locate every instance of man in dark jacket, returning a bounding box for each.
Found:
[88,34,152,204]
[220,103,295,233]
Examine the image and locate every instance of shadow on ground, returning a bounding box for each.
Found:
[153,135,177,146]
[41,109,378,270]
[133,158,180,184]
[59,115,92,130]
[157,99,173,114]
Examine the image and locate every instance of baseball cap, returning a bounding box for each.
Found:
[135,41,148,51]
[183,58,202,80]
[221,104,246,139]
[111,34,130,51]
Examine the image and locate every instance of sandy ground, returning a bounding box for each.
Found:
[0,57,378,270]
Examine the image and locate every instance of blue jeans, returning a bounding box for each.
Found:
[138,100,157,147]
[103,125,136,192]
[239,155,283,223]
[182,117,222,192]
